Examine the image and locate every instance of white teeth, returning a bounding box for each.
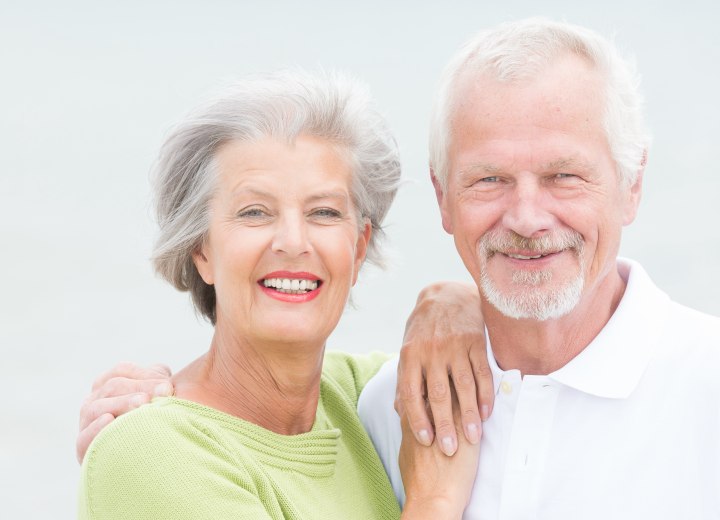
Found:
[508,253,544,260]
[262,277,319,294]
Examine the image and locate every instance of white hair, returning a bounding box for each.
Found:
[151,68,401,324]
[430,18,651,191]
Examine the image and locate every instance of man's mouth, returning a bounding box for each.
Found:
[506,252,546,260]
[261,277,320,295]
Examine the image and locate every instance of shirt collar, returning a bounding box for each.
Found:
[485,258,671,399]
[548,258,671,398]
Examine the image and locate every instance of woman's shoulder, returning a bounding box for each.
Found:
[79,398,264,519]
[81,398,226,482]
[321,350,396,403]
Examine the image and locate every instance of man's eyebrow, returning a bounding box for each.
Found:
[457,162,502,177]
[544,157,596,172]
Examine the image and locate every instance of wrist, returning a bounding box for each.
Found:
[401,496,464,520]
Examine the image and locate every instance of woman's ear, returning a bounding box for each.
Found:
[352,219,372,286]
[192,243,215,285]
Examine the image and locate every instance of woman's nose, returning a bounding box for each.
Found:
[271,214,312,257]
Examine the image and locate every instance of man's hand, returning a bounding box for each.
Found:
[395,281,493,456]
[76,363,174,463]
[398,388,479,520]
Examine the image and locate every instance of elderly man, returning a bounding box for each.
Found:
[359,18,720,519]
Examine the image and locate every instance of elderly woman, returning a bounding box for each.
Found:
[78,69,481,520]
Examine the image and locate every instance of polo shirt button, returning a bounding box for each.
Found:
[500,381,513,394]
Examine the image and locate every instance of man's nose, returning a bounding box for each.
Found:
[271,214,312,257]
[501,179,556,238]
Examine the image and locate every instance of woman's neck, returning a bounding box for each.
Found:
[172,325,325,435]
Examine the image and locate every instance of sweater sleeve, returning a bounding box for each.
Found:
[78,403,281,520]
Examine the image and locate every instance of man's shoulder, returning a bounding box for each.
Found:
[654,301,720,375]
[665,300,720,347]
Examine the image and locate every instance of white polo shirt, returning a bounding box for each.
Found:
[358,259,720,519]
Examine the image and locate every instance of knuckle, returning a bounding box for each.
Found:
[427,381,449,402]
[474,363,492,378]
[452,369,475,389]
[462,407,478,419]
[97,376,131,398]
[398,382,421,401]
[433,417,454,433]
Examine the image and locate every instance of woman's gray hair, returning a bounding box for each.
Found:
[151,69,401,324]
[430,18,651,191]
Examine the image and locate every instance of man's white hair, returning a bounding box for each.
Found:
[429,18,651,191]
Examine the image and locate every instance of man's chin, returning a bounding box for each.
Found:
[480,276,585,321]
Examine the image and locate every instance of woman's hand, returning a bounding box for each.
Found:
[398,389,479,520]
[395,281,493,456]
[76,363,174,463]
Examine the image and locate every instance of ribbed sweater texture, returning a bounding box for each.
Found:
[79,351,400,519]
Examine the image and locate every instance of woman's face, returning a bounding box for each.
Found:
[193,135,370,348]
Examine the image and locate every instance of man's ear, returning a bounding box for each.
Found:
[622,150,647,225]
[192,243,215,285]
[431,167,454,234]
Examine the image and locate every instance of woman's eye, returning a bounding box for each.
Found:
[237,207,269,218]
[311,208,343,219]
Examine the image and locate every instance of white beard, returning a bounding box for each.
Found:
[477,229,585,321]
[480,267,584,321]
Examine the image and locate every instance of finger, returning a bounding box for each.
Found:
[470,349,495,421]
[92,376,173,400]
[91,362,172,392]
[397,351,434,446]
[449,355,481,445]
[76,413,114,464]
[425,362,457,456]
[79,378,172,430]
[147,363,173,377]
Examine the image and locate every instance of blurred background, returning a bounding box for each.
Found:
[2,0,719,517]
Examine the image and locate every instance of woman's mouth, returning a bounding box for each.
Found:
[261,277,320,294]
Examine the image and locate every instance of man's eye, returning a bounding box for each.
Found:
[554,173,577,180]
[480,176,500,183]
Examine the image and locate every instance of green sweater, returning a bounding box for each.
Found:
[78,351,400,519]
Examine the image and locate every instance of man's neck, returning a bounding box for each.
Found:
[484,266,627,376]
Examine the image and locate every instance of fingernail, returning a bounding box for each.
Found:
[417,429,431,446]
[466,423,480,444]
[153,382,173,397]
[130,394,147,408]
[481,404,490,422]
[441,436,457,456]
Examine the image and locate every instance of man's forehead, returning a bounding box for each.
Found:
[456,156,596,177]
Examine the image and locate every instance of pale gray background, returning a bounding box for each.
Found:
[1,0,719,517]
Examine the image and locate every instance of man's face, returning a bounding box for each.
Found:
[435,54,643,321]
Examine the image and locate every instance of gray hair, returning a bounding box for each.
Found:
[430,18,651,190]
[151,69,401,324]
